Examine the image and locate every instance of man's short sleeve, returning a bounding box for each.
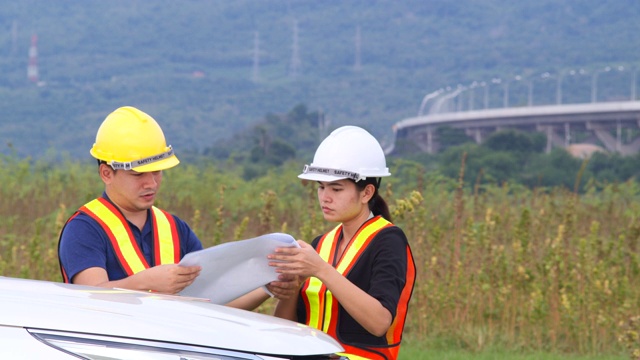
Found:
[58,214,109,282]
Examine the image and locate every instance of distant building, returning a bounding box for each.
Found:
[565,143,606,159]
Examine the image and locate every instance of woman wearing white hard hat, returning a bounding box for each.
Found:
[270,126,416,360]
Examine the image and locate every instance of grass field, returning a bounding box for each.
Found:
[0,156,638,359]
[399,348,627,360]
[398,337,628,359]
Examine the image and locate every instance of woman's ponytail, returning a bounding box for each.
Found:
[356,177,392,222]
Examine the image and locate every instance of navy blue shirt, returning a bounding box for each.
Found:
[58,194,203,282]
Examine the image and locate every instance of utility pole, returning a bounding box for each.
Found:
[289,19,301,79]
[27,34,38,83]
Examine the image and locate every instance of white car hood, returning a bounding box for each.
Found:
[0,277,342,356]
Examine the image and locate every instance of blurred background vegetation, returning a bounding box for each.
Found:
[1,151,639,358]
[1,1,640,163]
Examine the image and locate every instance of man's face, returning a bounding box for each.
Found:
[101,164,163,214]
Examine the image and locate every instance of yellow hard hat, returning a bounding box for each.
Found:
[90,106,180,172]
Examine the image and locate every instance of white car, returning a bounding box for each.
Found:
[0,276,343,359]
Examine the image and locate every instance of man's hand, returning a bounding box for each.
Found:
[143,264,201,294]
[72,265,201,295]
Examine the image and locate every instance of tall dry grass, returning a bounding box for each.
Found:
[0,155,638,357]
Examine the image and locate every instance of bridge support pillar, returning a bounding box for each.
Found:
[586,121,635,155]
[536,124,565,153]
[426,127,434,154]
[464,128,484,144]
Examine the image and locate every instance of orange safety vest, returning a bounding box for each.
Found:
[301,216,416,360]
[61,197,180,282]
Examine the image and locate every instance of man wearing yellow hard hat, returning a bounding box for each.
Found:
[57,106,294,306]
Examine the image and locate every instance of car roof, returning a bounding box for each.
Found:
[0,276,342,356]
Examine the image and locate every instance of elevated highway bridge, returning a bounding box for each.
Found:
[388,101,640,156]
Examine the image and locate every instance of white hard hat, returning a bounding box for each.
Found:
[299,126,391,182]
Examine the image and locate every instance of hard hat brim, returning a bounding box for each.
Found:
[298,173,349,182]
[132,155,180,172]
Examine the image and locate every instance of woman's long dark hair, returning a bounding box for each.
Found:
[355,177,392,222]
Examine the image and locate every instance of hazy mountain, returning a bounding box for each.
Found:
[1,0,639,160]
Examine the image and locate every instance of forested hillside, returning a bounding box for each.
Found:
[1,0,640,160]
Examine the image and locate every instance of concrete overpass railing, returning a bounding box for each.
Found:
[388,101,640,156]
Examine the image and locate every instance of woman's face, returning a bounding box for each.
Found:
[316,179,370,223]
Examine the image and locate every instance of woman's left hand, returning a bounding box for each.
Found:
[269,240,329,279]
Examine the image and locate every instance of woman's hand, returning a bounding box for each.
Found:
[268,240,330,279]
[265,273,302,300]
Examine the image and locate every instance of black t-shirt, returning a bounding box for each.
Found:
[296,226,411,346]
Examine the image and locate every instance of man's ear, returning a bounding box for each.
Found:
[98,163,115,184]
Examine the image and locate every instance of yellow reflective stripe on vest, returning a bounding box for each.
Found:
[84,199,148,274]
[83,199,179,275]
[305,277,324,330]
[151,206,177,264]
[305,225,340,330]
[335,217,390,274]
[323,287,335,333]
[336,352,370,360]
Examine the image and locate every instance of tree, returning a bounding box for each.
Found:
[483,129,545,154]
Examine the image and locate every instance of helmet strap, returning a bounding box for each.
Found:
[301,164,363,182]
[109,146,174,171]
